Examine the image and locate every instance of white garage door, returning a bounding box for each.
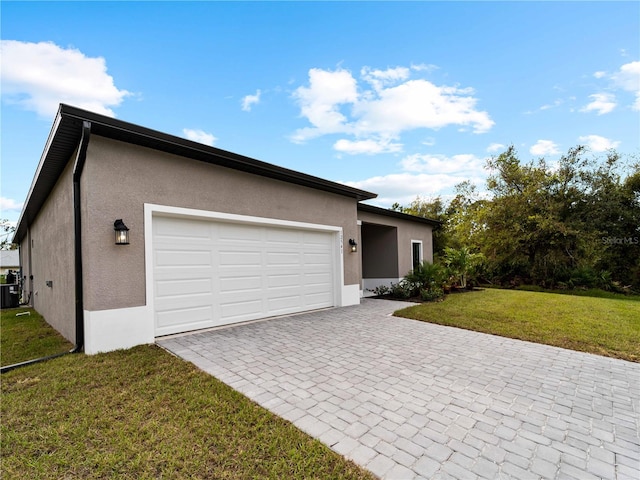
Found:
[153,215,336,336]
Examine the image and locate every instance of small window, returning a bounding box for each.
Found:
[412,240,423,270]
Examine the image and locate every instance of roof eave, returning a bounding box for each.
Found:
[13,104,378,243]
[357,202,442,227]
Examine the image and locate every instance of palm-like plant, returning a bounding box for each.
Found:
[443,247,484,289]
[405,261,447,293]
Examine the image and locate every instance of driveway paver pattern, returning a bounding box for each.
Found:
[159,299,639,479]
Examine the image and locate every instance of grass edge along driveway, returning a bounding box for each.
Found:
[395,288,640,363]
[1,336,374,479]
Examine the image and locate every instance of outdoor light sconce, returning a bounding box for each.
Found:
[349,238,358,253]
[114,219,130,245]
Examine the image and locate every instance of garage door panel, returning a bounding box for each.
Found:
[154,216,212,238]
[219,250,262,266]
[267,252,301,265]
[155,293,214,311]
[266,229,301,244]
[220,299,263,320]
[268,295,305,311]
[219,224,262,242]
[156,305,213,330]
[304,272,332,285]
[219,276,262,292]
[156,249,212,267]
[303,230,331,242]
[303,253,332,265]
[267,273,302,288]
[304,293,334,309]
[267,285,302,297]
[153,215,336,336]
[156,278,212,297]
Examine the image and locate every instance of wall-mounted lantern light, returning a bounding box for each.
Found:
[349,238,358,253]
[114,219,130,245]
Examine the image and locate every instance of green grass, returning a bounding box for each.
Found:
[1,307,74,366]
[1,310,373,480]
[509,284,640,301]
[395,289,640,362]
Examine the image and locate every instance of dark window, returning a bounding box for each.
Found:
[412,241,422,270]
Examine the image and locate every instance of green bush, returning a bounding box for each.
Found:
[420,288,444,302]
[369,285,391,296]
[405,261,447,291]
[390,281,415,299]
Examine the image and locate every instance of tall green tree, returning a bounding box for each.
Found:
[390,146,639,290]
[393,196,449,255]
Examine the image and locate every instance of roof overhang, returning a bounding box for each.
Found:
[13,104,377,243]
[357,203,442,227]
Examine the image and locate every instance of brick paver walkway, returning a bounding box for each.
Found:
[159,299,639,479]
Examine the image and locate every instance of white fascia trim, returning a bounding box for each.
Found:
[84,305,153,354]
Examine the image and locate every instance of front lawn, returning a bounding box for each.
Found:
[394,288,640,362]
[1,307,73,366]
[1,310,373,479]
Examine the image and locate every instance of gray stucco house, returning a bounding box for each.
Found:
[13,105,438,354]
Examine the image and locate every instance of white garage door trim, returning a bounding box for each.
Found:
[144,204,345,337]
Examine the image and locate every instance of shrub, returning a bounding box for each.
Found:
[390,281,415,299]
[420,288,444,302]
[405,261,447,291]
[369,285,390,296]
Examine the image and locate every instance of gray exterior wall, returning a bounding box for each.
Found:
[20,159,76,342]
[358,209,434,278]
[81,135,361,312]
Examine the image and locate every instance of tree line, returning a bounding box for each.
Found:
[393,146,640,292]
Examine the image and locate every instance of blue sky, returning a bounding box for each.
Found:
[2,1,639,227]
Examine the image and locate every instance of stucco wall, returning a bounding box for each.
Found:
[81,135,361,312]
[358,209,434,278]
[22,159,76,342]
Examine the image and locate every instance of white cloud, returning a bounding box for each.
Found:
[342,171,486,208]
[343,173,464,206]
[611,61,640,91]
[400,153,485,175]
[182,128,217,146]
[580,93,617,115]
[360,66,410,92]
[0,197,24,212]
[410,63,439,73]
[578,135,620,152]
[583,61,639,113]
[290,68,358,143]
[0,40,129,118]
[333,137,403,155]
[530,140,560,156]
[539,99,563,111]
[353,79,494,136]
[291,66,494,148]
[610,61,640,111]
[486,143,505,153]
[241,89,261,112]
[341,151,489,207]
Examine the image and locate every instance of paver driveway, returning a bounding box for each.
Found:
[159,299,639,480]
